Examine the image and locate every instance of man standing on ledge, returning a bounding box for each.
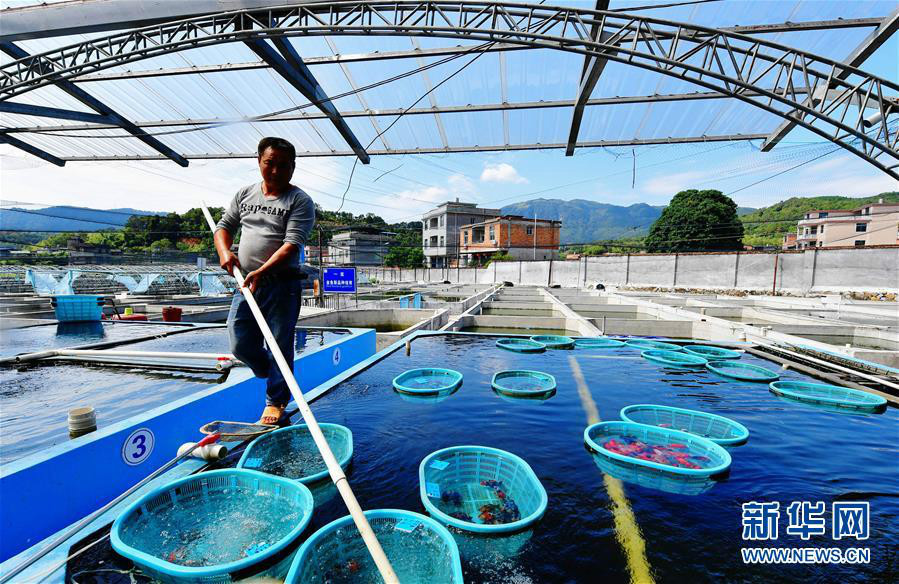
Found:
[215,137,315,425]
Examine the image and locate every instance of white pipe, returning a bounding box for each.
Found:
[200,203,399,583]
[55,349,235,361]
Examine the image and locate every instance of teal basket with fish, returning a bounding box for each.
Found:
[529,334,574,349]
[419,446,548,534]
[491,370,556,398]
[575,337,626,349]
[682,345,742,360]
[769,381,887,413]
[707,361,779,382]
[584,421,731,480]
[625,339,684,352]
[496,338,546,353]
[620,404,749,446]
[238,423,352,484]
[284,509,463,584]
[110,469,314,584]
[393,368,463,395]
[641,349,708,368]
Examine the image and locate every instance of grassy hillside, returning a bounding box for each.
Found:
[741,192,899,247]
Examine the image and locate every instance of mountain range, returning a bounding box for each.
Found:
[0,206,162,232]
[501,198,756,244]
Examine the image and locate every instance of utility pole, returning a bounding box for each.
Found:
[533,212,537,261]
[317,227,324,308]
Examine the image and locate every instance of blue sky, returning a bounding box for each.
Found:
[1,0,897,221]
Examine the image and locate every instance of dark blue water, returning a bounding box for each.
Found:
[295,335,898,583]
[0,322,184,359]
[0,326,349,464]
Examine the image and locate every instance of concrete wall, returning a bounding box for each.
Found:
[359,247,899,293]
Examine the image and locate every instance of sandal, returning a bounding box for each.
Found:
[259,404,287,425]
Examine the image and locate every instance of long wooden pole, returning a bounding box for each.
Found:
[200,204,399,583]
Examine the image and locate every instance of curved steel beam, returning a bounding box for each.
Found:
[0,1,896,176]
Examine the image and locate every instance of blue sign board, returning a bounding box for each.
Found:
[322,267,357,294]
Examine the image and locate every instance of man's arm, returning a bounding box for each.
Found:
[214,191,242,276]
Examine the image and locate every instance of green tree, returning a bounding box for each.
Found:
[645,189,744,252]
[149,238,174,252]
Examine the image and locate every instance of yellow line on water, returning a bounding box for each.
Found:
[570,355,655,584]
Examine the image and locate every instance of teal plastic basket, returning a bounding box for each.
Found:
[419,446,548,534]
[110,469,314,584]
[584,422,731,495]
[496,338,546,353]
[284,509,463,584]
[238,423,352,484]
[51,294,104,323]
[574,337,626,348]
[620,404,749,446]
[491,370,556,398]
[707,361,779,382]
[393,368,463,395]
[529,334,574,349]
[641,349,708,368]
[625,339,684,351]
[683,345,742,359]
[769,381,887,413]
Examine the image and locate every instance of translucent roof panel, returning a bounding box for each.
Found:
[0,0,895,168]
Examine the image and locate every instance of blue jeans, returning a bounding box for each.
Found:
[227,278,301,407]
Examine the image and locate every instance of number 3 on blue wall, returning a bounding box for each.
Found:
[122,428,155,465]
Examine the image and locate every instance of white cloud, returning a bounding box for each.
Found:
[480,162,528,184]
[641,170,710,196]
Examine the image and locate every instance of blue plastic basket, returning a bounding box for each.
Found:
[110,469,314,584]
[496,338,546,353]
[51,294,104,322]
[584,422,732,490]
[393,368,463,395]
[575,337,626,348]
[238,424,352,484]
[620,404,749,446]
[529,334,574,349]
[491,370,556,398]
[625,339,684,352]
[769,381,887,413]
[707,361,779,382]
[682,345,741,359]
[641,349,708,368]
[284,509,463,584]
[419,446,548,534]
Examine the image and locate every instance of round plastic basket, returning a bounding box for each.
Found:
[574,337,626,349]
[491,370,556,398]
[496,338,546,353]
[238,423,352,484]
[641,349,708,368]
[625,339,684,352]
[584,421,732,480]
[769,381,887,413]
[706,361,779,382]
[393,368,463,395]
[682,345,742,360]
[284,509,463,584]
[620,404,749,446]
[419,446,548,534]
[529,334,575,349]
[111,469,314,584]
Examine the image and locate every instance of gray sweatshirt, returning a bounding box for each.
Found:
[216,182,315,273]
